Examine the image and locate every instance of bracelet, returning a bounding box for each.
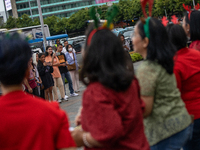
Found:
[83,133,92,148]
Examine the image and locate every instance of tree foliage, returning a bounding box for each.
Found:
[4,0,200,33]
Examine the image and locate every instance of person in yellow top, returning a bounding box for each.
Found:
[55,39,60,47]
[45,46,67,102]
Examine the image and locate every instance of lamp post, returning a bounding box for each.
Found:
[36,0,46,50]
[28,0,33,20]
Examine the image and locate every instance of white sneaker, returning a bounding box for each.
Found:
[58,99,62,103]
[70,93,79,97]
[61,97,68,101]
[65,95,68,99]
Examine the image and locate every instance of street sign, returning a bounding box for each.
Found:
[4,0,12,11]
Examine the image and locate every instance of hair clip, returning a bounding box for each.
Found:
[195,3,200,10]
[171,15,178,24]
[161,16,169,27]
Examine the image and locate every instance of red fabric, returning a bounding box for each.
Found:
[174,47,200,120]
[0,91,76,150]
[189,40,200,51]
[81,80,150,150]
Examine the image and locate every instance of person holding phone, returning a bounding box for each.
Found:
[37,52,54,101]
[45,46,67,102]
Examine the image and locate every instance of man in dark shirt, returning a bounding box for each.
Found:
[56,44,78,97]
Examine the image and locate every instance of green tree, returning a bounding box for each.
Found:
[66,8,90,31]
[33,18,40,26]
[154,0,200,17]
[5,16,17,29]
[44,15,59,35]
[16,14,34,28]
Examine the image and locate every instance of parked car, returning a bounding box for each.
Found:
[68,36,86,53]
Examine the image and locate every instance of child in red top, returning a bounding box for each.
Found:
[71,27,149,150]
[0,33,76,150]
[167,24,200,150]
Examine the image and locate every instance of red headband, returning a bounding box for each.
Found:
[87,27,106,46]
[195,3,200,10]
[183,4,192,20]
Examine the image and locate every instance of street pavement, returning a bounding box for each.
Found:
[59,60,143,128]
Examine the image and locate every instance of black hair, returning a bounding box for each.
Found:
[137,18,175,74]
[57,43,63,47]
[190,10,200,41]
[38,52,45,58]
[166,24,187,51]
[118,33,125,44]
[0,33,32,86]
[81,27,134,91]
[63,40,68,43]
[66,44,73,52]
[45,46,53,57]
[183,11,190,25]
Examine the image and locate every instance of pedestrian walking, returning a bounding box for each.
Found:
[56,44,78,97]
[133,17,193,149]
[45,46,67,102]
[65,44,80,93]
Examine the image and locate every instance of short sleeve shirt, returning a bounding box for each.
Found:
[45,55,61,78]
[57,52,68,73]
[136,60,191,146]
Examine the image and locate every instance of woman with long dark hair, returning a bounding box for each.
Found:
[37,53,54,101]
[167,24,200,150]
[71,25,149,150]
[132,17,193,149]
[65,44,80,93]
[45,46,67,102]
[23,57,39,97]
[182,10,200,50]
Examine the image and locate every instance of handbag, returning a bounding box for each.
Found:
[67,53,76,71]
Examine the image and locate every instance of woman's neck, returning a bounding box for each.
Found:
[1,84,23,95]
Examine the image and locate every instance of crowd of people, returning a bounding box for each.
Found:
[0,4,200,150]
[23,39,79,102]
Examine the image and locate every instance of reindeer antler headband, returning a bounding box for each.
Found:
[140,0,154,39]
[87,5,119,46]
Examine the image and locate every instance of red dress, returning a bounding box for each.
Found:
[0,91,76,150]
[81,79,150,150]
[174,47,200,120]
[189,40,200,51]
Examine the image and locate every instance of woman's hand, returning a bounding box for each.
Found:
[71,129,85,147]
[28,87,33,93]
[75,107,82,126]
[43,62,47,66]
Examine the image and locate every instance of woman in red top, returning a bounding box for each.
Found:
[182,10,200,51]
[167,24,200,150]
[71,26,149,150]
[0,33,76,150]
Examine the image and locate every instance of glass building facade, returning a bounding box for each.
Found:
[15,0,119,18]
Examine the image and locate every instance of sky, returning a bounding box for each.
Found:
[0,0,5,12]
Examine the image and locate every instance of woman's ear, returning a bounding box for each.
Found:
[143,37,149,49]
